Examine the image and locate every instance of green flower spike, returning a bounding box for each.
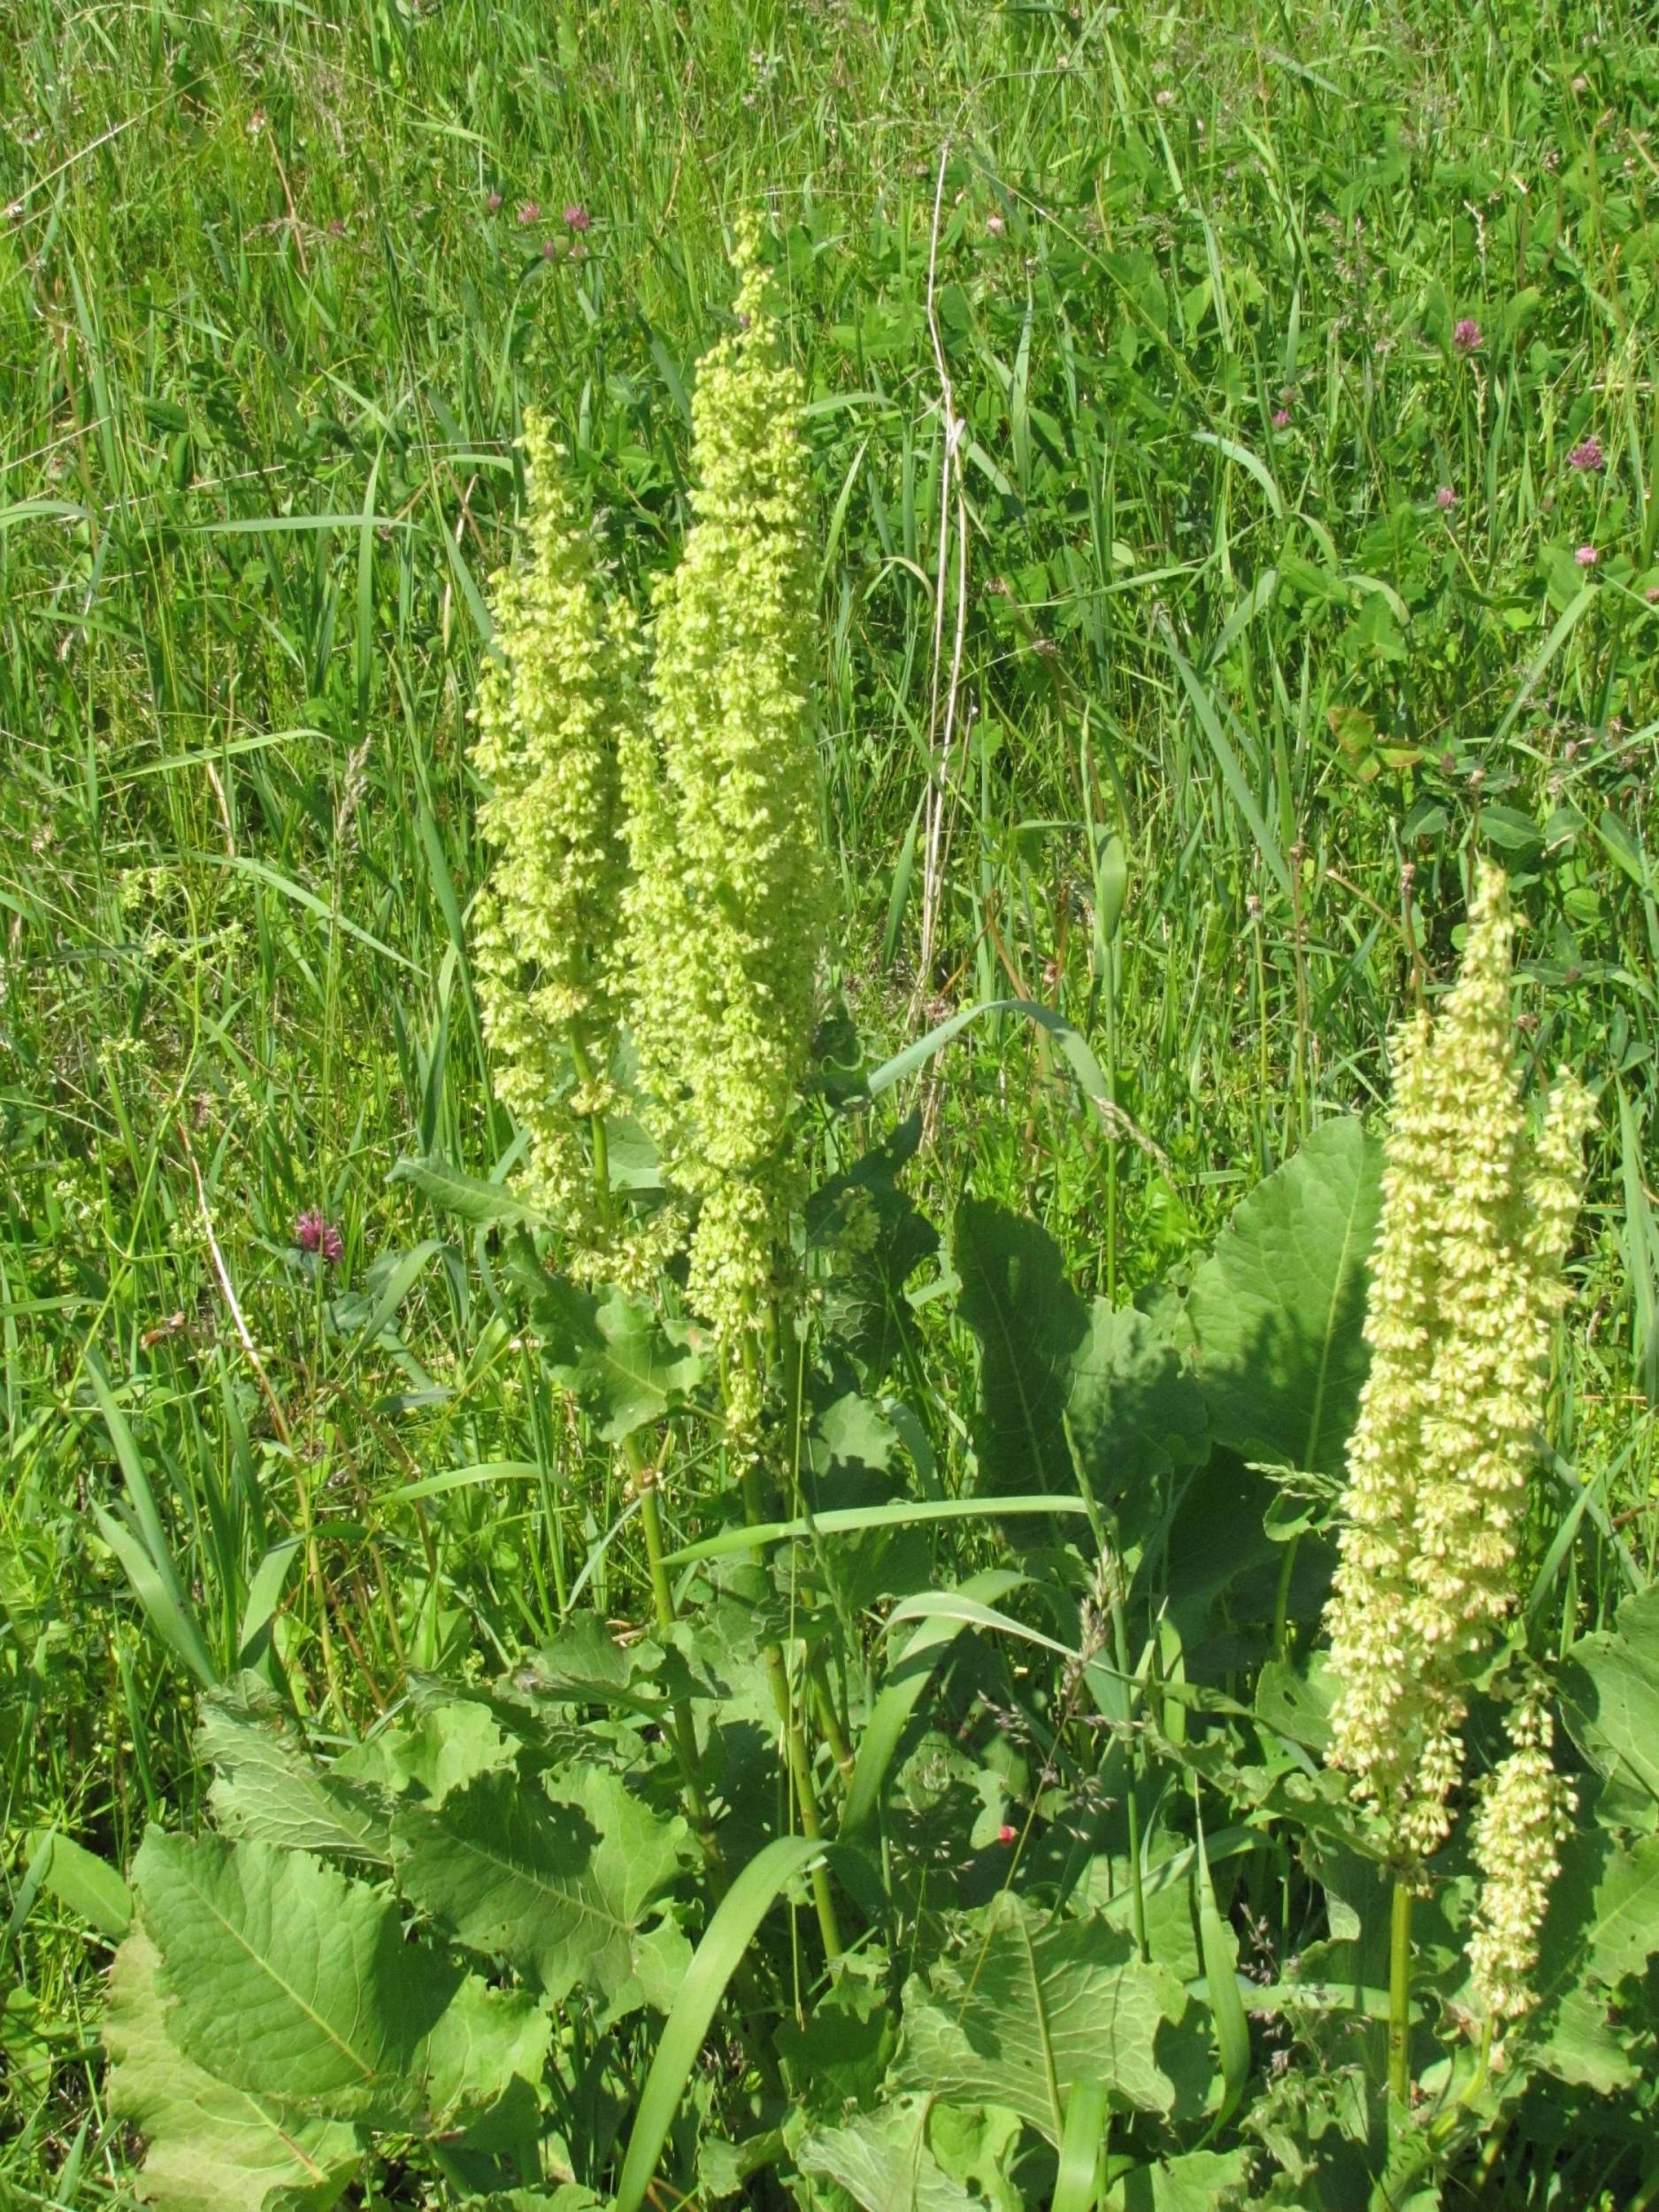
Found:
[1324,863,1593,1863]
[471,410,641,1279]
[621,219,827,1417]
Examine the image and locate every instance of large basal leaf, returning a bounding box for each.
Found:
[955,1200,1088,1496]
[795,2094,1022,2212]
[132,1831,547,2132]
[345,1685,520,1806]
[524,1272,706,1442]
[105,1924,362,2212]
[1558,1586,1659,1805]
[1530,1822,1659,2092]
[1066,1301,1209,1505]
[199,1694,393,1866]
[895,1894,1177,2141]
[506,1615,708,1721]
[1185,1115,1383,1478]
[392,1763,691,2021]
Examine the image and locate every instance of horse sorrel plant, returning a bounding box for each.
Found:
[99,233,1659,2212]
[1321,862,1594,2101]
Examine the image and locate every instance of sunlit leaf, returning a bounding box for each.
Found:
[1186,1117,1383,1478]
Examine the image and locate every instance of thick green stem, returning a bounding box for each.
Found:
[635,1471,718,1841]
[1271,1535,1300,1659]
[1106,1560,1148,1962]
[811,1655,856,1786]
[1388,1878,1414,2108]
[565,1033,718,1865]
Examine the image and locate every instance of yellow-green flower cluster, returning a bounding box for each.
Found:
[471,411,638,1274]
[1324,864,1593,1862]
[1468,1690,1576,2022]
[621,219,826,1388]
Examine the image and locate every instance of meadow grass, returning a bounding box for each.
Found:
[2,0,1658,2201]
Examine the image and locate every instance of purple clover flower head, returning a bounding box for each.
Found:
[1452,317,1484,354]
[1574,542,1599,566]
[1436,485,1457,510]
[517,201,541,226]
[563,203,591,232]
[295,1210,344,1265]
[1567,436,1604,471]
[487,190,503,213]
[1271,407,1291,429]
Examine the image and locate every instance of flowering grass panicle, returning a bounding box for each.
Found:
[1324,864,1592,1862]
[471,410,639,1271]
[1468,1690,1576,2023]
[621,220,826,1384]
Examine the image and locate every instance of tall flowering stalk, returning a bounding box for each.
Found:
[621,216,827,1418]
[1325,864,1591,1860]
[1322,864,1591,2088]
[618,225,841,1960]
[471,411,640,1278]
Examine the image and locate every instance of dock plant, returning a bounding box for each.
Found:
[619,215,828,1426]
[1321,863,1594,2093]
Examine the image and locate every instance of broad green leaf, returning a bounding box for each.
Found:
[27,1829,132,1939]
[392,1763,691,2019]
[338,1688,516,1806]
[198,1696,393,1866]
[387,1151,539,1227]
[1255,1653,1337,1754]
[507,1616,704,1718]
[526,1274,706,1442]
[954,1199,1088,1495]
[1530,1824,1659,2091]
[1066,1301,1208,1501]
[134,1832,547,2132]
[796,2095,1022,2212]
[1186,1116,1383,1477]
[1559,1586,1659,1802]
[1119,2148,1252,2211]
[806,1111,939,1381]
[802,1387,932,1610]
[776,1951,897,2116]
[896,1894,1177,2140]
[105,1925,361,2212]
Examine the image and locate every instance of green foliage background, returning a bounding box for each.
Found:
[2,0,1658,2204]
